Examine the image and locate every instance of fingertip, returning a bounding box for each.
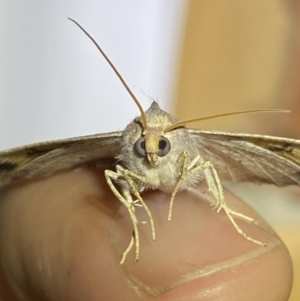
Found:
[111,186,292,300]
[2,170,291,301]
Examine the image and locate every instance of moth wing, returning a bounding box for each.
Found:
[189,129,300,186]
[0,131,122,186]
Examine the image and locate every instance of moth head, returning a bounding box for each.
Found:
[134,135,171,167]
[133,102,179,167]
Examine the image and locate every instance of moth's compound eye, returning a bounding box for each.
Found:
[134,137,146,157]
[158,136,171,157]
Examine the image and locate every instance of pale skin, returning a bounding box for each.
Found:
[0,168,293,301]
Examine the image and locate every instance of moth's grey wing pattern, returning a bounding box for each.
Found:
[189,129,300,186]
[0,131,122,186]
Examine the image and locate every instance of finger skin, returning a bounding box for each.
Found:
[0,168,293,301]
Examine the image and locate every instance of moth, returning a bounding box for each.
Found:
[1,18,300,264]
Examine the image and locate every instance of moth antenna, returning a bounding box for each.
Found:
[68,18,147,132]
[164,109,290,132]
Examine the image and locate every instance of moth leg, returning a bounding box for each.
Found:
[105,169,140,263]
[168,151,189,221]
[168,153,205,221]
[120,231,135,265]
[105,165,156,264]
[187,156,266,247]
[116,165,156,241]
[198,163,257,224]
[219,205,266,246]
[227,208,255,223]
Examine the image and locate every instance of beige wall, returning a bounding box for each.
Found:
[174,1,300,137]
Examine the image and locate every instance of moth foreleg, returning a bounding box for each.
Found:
[168,153,212,221]
[105,169,140,263]
[168,151,188,221]
[116,165,156,241]
[105,165,156,264]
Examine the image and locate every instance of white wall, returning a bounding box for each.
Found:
[0,0,188,150]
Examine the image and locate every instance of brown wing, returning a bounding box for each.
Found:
[0,131,122,186]
[189,129,300,186]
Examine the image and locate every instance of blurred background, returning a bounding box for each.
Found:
[0,0,299,299]
[0,0,187,149]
